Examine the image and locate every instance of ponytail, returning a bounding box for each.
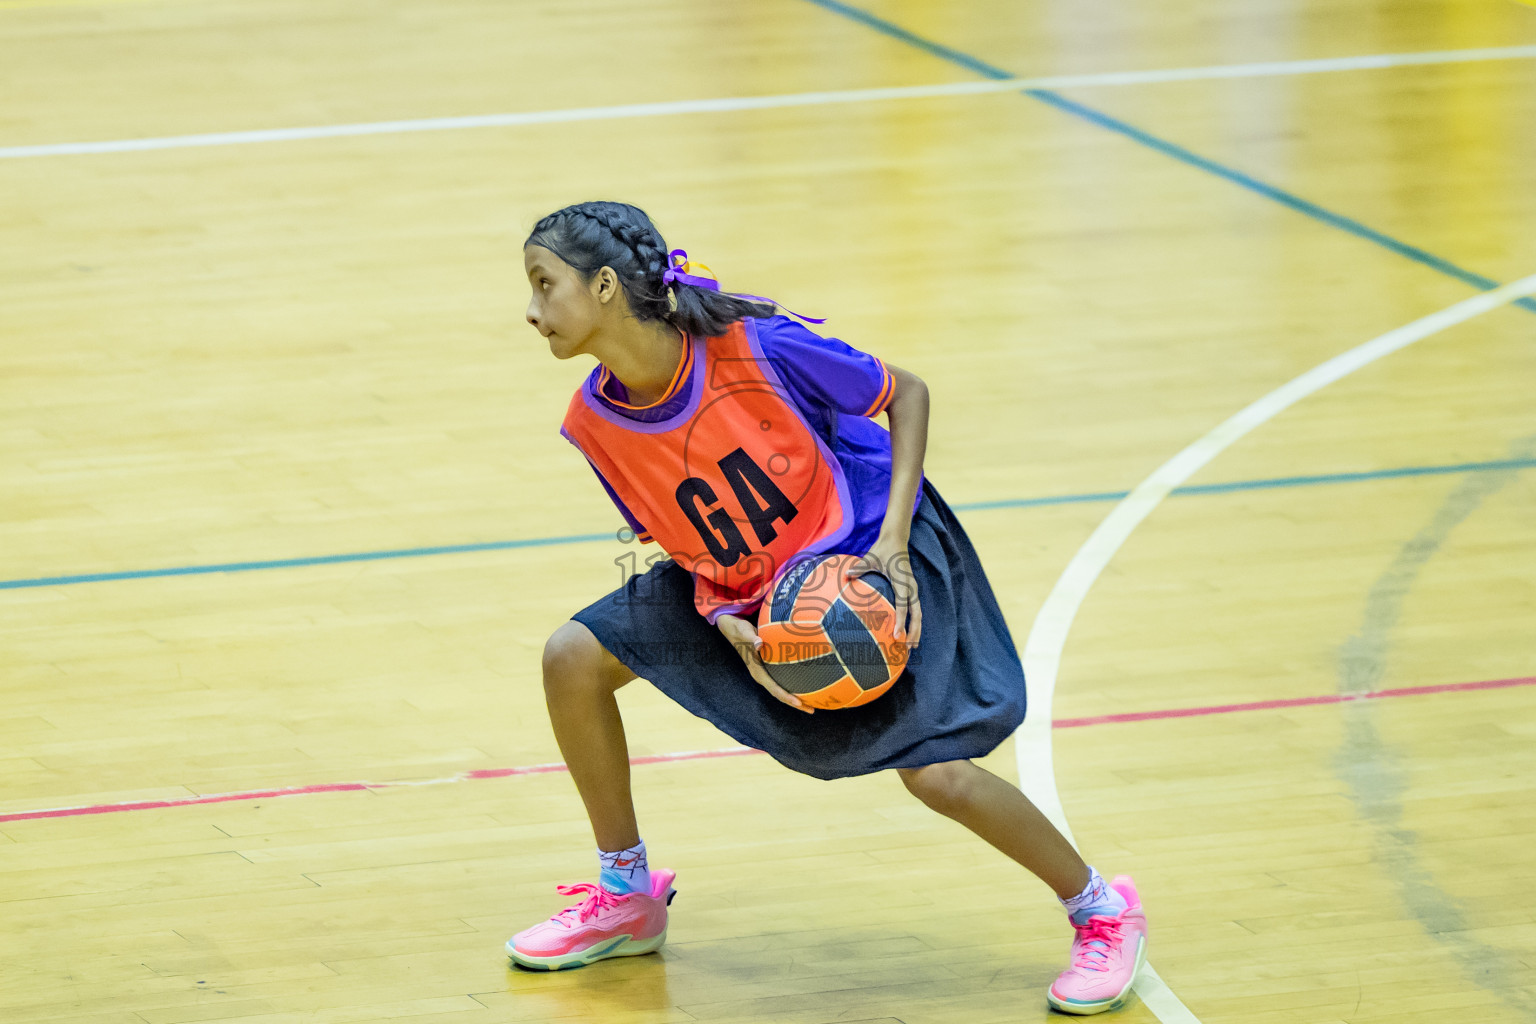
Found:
[668,280,776,338]
[526,202,775,337]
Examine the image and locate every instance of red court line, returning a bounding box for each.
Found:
[460,746,761,781]
[3,675,1530,825]
[1051,674,1536,729]
[0,747,765,824]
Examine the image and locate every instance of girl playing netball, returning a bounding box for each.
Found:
[507,201,1148,1015]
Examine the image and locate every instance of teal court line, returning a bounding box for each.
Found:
[800,0,1536,315]
[2,457,1531,591]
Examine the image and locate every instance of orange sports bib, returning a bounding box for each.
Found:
[561,319,854,621]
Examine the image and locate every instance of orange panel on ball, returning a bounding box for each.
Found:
[801,675,866,710]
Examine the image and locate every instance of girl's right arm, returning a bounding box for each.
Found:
[715,613,814,714]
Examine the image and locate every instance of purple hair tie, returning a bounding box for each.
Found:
[661,249,721,291]
[663,249,826,325]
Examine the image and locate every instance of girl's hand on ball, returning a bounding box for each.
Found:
[851,535,922,648]
[716,613,814,714]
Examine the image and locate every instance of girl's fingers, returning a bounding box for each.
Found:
[746,658,812,713]
[766,677,814,714]
[898,574,920,647]
[725,631,812,714]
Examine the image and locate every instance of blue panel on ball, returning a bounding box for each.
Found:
[764,650,849,695]
[822,598,891,690]
[858,571,896,604]
[764,556,825,624]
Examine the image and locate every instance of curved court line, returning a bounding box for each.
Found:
[1333,438,1536,1017]
[5,456,1533,592]
[3,46,1536,160]
[1015,271,1536,1022]
[4,674,1529,826]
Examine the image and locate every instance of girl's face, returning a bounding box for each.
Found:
[524,245,608,359]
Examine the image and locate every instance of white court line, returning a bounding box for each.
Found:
[3,45,1535,159]
[1013,270,1536,1024]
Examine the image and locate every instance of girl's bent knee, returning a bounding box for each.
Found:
[542,621,629,697]
[899,761,974,816]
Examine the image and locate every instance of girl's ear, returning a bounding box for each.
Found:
[593,266,620,305]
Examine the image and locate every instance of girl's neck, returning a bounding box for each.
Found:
[595,318,685,407]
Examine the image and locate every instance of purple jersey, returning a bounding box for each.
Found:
[573,315,918,558]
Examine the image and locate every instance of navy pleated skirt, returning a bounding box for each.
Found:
[571,480,1027,780]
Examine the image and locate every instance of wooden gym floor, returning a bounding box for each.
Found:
[2,1,1534,1023]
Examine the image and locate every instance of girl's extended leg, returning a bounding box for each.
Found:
[898,759,1089,899]
[505,621,675,971]
[902,762,1147,1014]
[541,620,640,852]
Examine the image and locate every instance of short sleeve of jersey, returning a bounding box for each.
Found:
[756,316,895,419]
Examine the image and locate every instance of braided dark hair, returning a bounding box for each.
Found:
[526,201,774,338]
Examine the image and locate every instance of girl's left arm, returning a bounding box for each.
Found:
[879,364,929,546]
[852,363,928,646]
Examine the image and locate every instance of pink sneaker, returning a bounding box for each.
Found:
[505,870,677,971]
[1047,875,1148,1015]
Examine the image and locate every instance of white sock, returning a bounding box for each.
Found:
[598,840,651,895]
[1060,866,1128,925]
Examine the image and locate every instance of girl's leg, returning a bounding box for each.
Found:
[542,620,640,852]
[507,622,674,970]
[897,760,1089,899]
[902,761,1148,1014]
